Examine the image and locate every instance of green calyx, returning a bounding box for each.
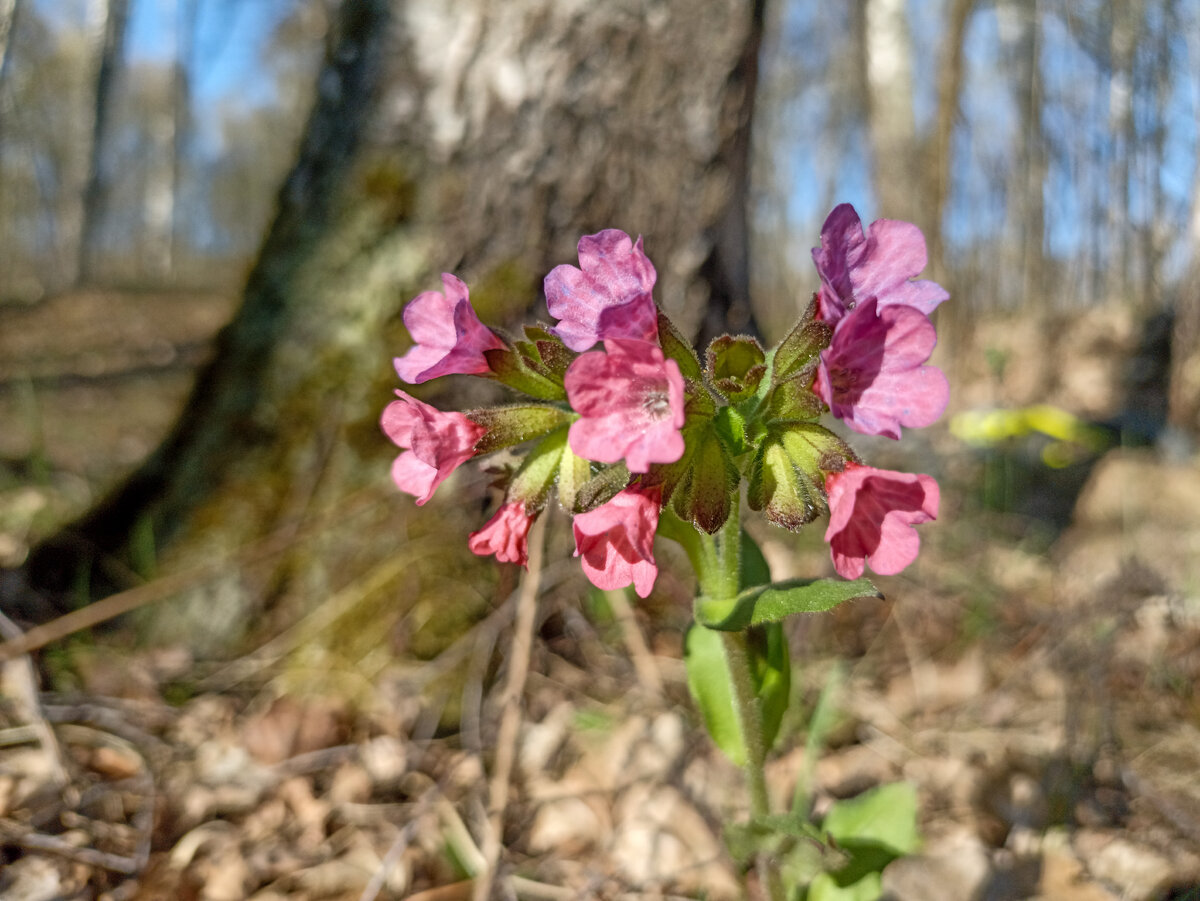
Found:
[707,334,768,403]
[747,423,857,531]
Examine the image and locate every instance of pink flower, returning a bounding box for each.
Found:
[564,338,686,473]
[815,297,949,439]
[811,204,949,325]
[545,230,659,351]
[468,502,535,566]
[381,390,486,505]
[573,487,662,598]
[394,274,505,383]
[824,464,939,579]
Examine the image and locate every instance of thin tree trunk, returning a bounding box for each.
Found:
[928,0,975,286]
[862,0,918,222]
[23,0,768,652]
[76,0,131,285]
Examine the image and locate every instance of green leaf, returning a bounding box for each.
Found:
[670,426,739,533]
[772,297,831,382]
[684,624,745,766]
[739,529,772,590]
[696,577,881,631]
[684,623,791,767]
[822,783,920,857]
[808,870,883,901]
[484,347,567,401]
[469,404,575,455]
[756,622,791,755]
[657,310,703,380]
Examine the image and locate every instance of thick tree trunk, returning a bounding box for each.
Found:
[22,0,766,652]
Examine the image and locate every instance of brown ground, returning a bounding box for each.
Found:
[0,293,1198,900]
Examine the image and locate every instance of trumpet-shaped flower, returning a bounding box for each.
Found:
[812,204,949,325]
[816,297,949,439]
[468,502,535,566]
[573,487,662,598]
[381,390,486,505]
[394,274,505,383]
[545,229,659,351]
[824,463,939,579]
[564,338,685,473]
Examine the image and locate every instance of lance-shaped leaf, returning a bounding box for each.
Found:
[696,576,881,631]
[508,426,568,510]
[484,347,568,401]
[669,426,739,534]
[772,296,832,383]
[707,334,768,403]
[469,404,575,455]
[684,622,790,767]
[657,309,703,380]
[747,423,857,531]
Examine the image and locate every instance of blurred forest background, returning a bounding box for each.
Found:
[2,0,1200,898]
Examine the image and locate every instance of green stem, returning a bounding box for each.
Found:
[685,502,784,901]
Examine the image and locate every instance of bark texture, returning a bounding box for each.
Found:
[23,0,766,651]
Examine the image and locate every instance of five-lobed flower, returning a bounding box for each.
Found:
[394,273,506,383]
[824,463,939,580]
[545,229,659,351]
[381,390,486,505]
[572,486,662,598]
[564,337,686,474]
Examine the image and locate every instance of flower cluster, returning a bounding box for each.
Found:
[382,207,946,593]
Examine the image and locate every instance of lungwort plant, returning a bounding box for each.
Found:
[382,205,948,899]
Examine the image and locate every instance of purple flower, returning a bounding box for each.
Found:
[564,338,686,473]
[816,298,949,439]
[825,464,939,579]
[812,204,949,326]
[394,274,505,383]
[545,229,659,351]
[573,487,662,598]
[381,390,486,505]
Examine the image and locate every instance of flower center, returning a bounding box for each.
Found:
[642,388,671,419]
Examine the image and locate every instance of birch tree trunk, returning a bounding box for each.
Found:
[24,0,766,651]
[861,0,918,223]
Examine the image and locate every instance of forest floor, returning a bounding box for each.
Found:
[0,291,1198,900]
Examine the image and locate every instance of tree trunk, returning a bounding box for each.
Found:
[22,0,767,652]
[76,0,131,285]
[861,0,918,222]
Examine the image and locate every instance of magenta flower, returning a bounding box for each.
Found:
[573,487,662,598]
[381,390,486,505]
[812,204,949,325]
[564,338,686,473]
[394,274,506,383]
[825,464,939,580]
[545,229,659,351]
[468,502,535,567]
[815,297,949,440]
